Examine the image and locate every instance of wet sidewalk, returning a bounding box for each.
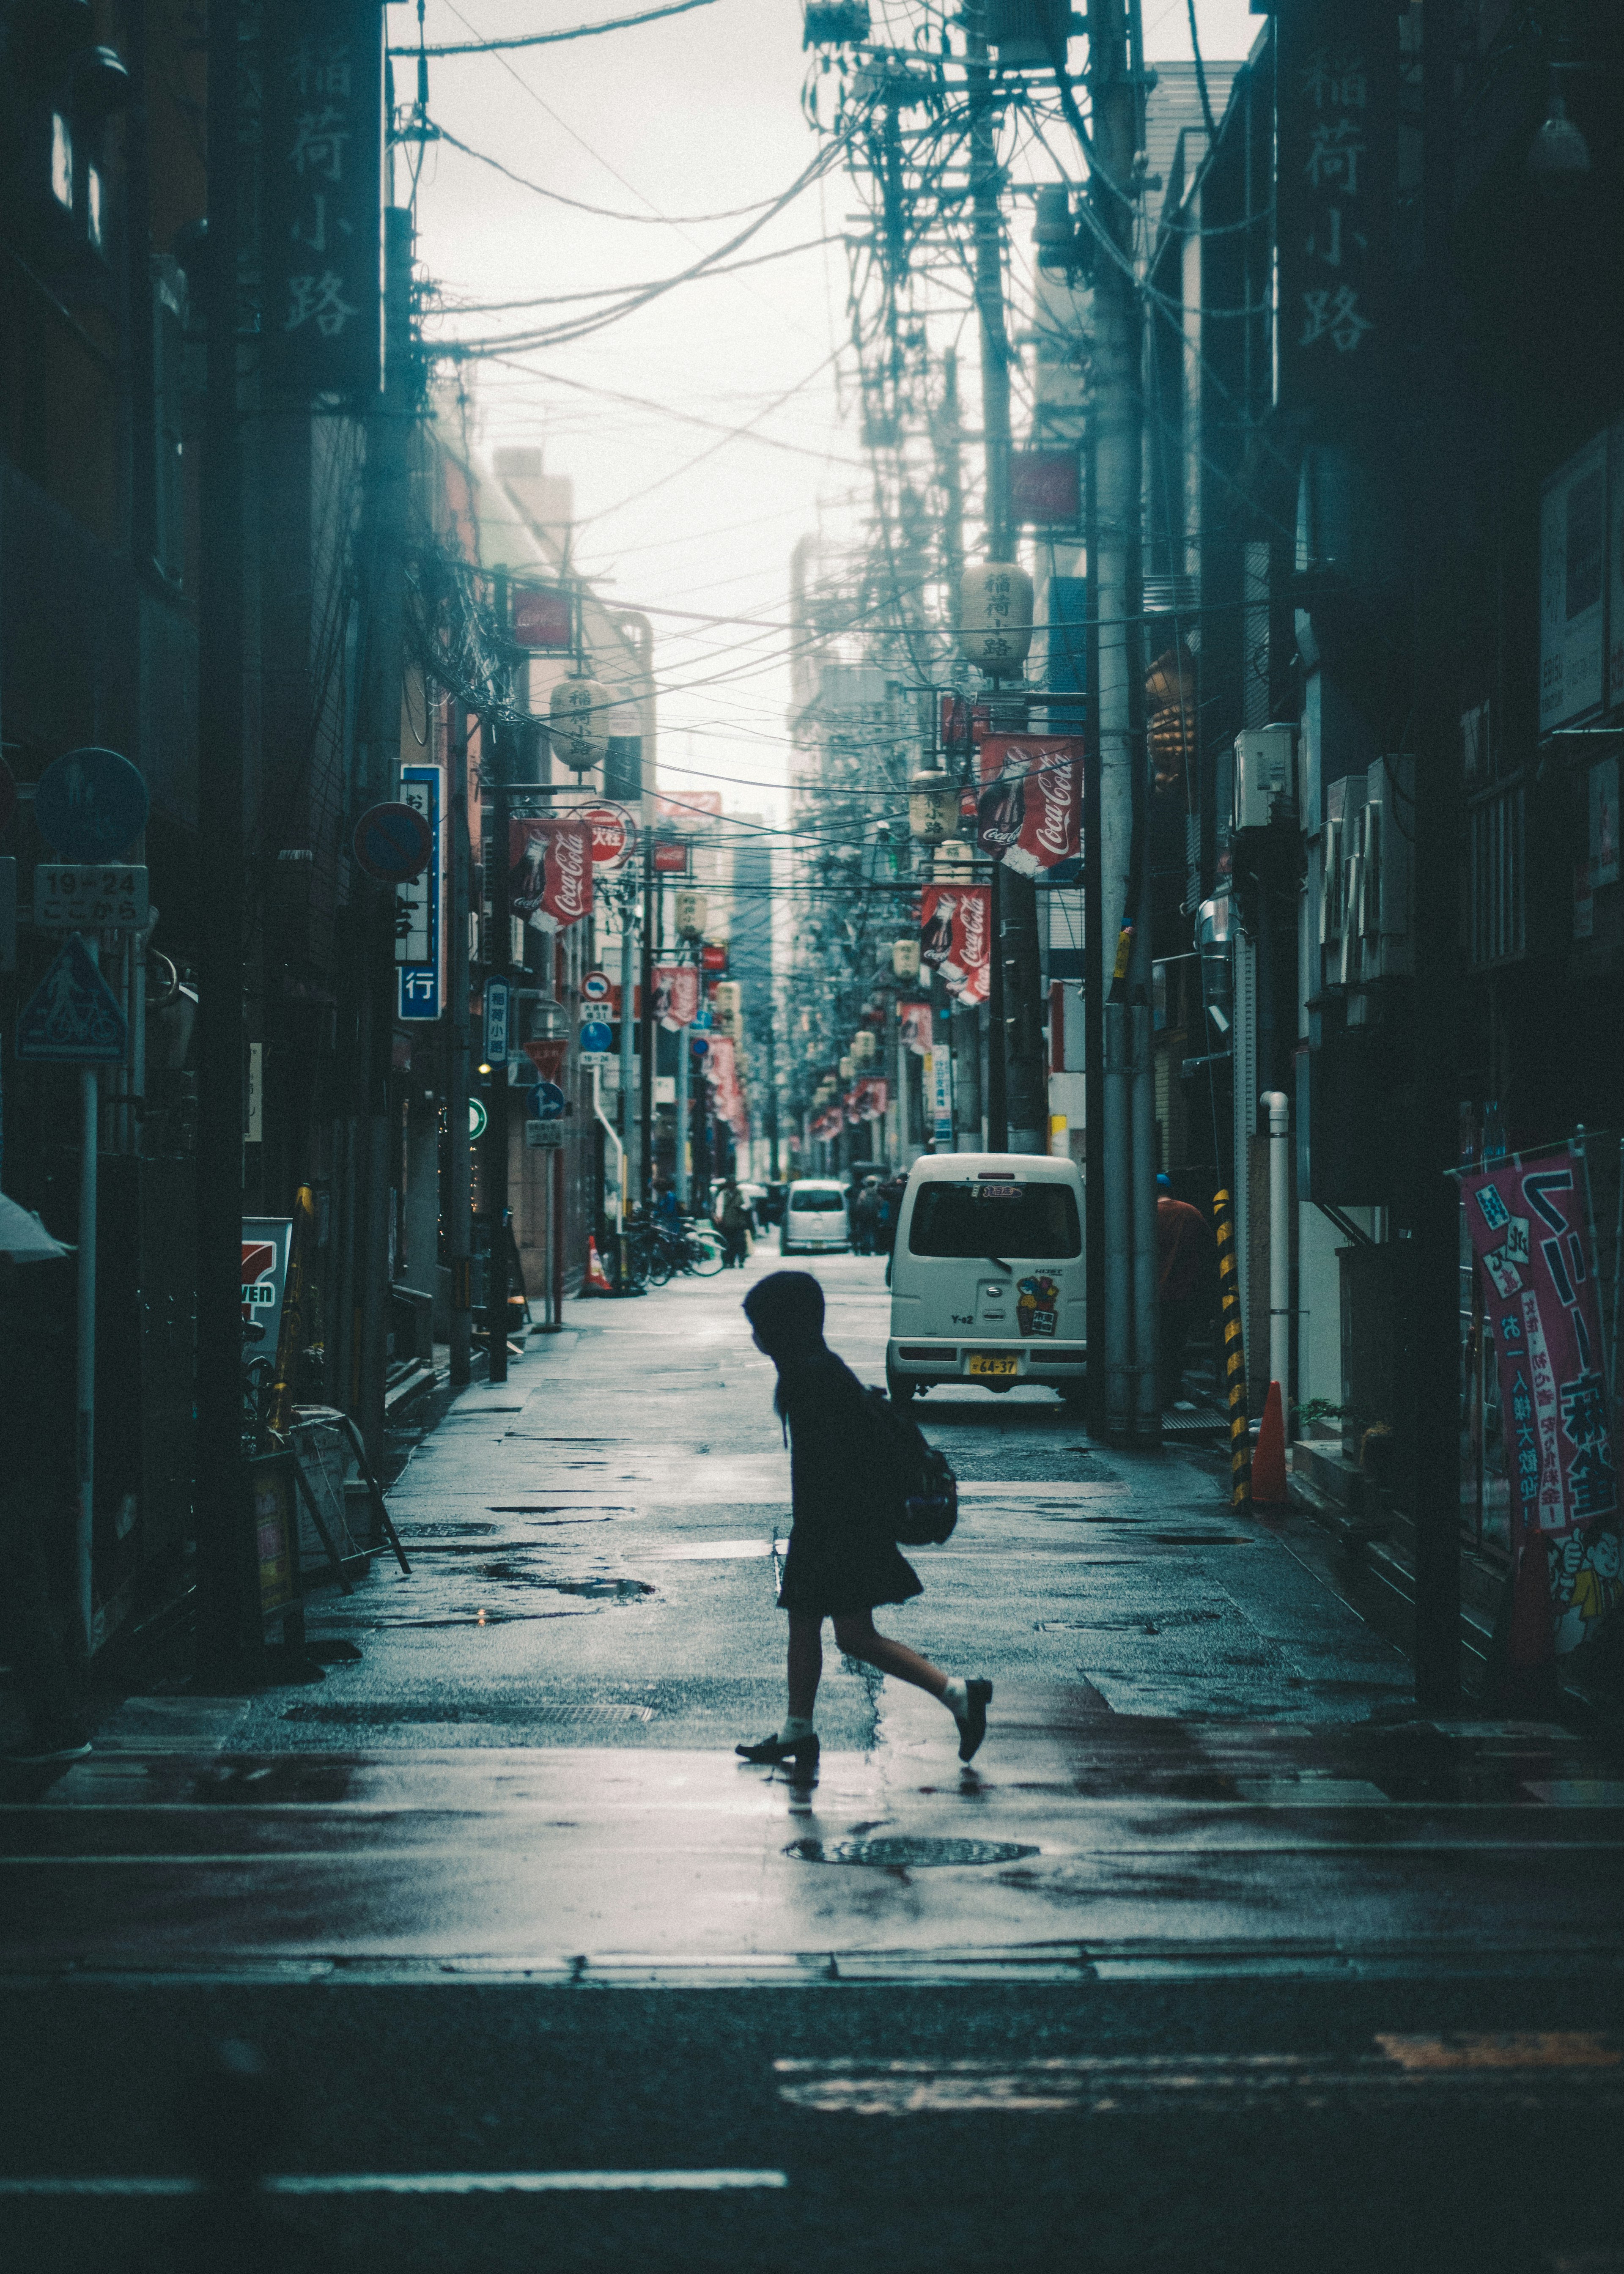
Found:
[5,1254,1621,1981]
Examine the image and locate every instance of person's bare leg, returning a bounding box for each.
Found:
[831,1611,947,1699]
[787,1613,823,1721]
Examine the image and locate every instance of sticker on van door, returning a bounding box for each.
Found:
[1016,1274,1059,1336]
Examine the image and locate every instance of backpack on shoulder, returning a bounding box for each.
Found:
[860,1386,959,1545]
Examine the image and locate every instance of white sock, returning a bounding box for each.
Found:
[780,1714,815,1741]
[942,1676,968,1720]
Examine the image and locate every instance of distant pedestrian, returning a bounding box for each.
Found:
[1156,1174,1214,1409]
[735,1270,990,1771]
[852,1175,880,1255]
[875,1174,906,1254]
[717,1176,752,1269]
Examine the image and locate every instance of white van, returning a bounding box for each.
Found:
[780,1177,850,1256]
[886,1153,1085,1402]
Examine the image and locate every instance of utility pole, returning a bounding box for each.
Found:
[965,3,1045,1155]
[485,581,513,1385]
[194,0,258,1679]
[446,699,473,1385]
[639,832,656,1206]
[1082,0,1154,1440]
[353,205,414,1470]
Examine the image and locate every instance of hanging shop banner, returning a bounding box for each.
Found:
[651,964,701,1030]
[511,585,573,652]
[510,816,592,934]
[396,763,444,1019]
[1275,0,1396,422]
[262,0,385,401]
[812,1106,844,1141]
[850,1077,889,1121]
[899,1001,933,1056]
[976,735,1083,875]
[920,884,991,1006]
[1011,449,1081,530]
[705,1034,749,1143]
[1462,1146,1624,1660]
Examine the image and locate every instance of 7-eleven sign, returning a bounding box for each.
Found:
[241,1219,291,1358]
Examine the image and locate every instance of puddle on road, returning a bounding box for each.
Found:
[787,1835,1039,1869]
[472,1568,655,1599]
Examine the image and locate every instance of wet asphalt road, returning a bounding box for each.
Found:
[3,1249,1622,2270]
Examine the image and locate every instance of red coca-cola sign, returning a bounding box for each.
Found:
[977,735,1083,875]
[510,817,593,935]
[578,801,636,872]
[511,586,572,651]
[920,884,991,1006]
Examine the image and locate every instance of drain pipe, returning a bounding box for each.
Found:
[593,1065,623,1226]
[1102,927,1132,1437]
[1262,1089,1291,1398]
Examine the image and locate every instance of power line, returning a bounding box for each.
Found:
[393,0,717,58]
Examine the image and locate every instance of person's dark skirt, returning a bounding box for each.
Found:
[773,1346,923,1618]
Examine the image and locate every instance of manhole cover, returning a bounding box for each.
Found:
[786,1836,1038,1869]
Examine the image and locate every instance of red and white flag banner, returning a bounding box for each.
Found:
[898,1002,933,1056]
[510,817,592,933]
[651,964,701,1030]
[920,884,991,1006]
[705,1034,749,1142]
[851,1077,889,1120]
[976,735,1084,875]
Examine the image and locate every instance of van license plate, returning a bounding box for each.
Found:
[968,1354,1020,1378]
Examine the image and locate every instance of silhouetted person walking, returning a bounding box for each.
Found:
[735,1270,990,1769]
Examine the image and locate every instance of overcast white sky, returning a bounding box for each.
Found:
[402,0,1260,824]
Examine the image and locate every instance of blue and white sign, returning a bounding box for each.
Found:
[35,747,149,862]
[527,1081,566,1122]
[17,935,129,1063]
[578,1019,613,1057]
[396,764,444,1021]
[484,979,510,1066]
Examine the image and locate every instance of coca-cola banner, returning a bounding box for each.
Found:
[976,735,1083,875]
[1462,1145,1624,1662]
[920,884,991,1007]
[651,964,700,1030]
[510,817,592,934]
[811,1106,844,1141]
[898,1002,933,1056]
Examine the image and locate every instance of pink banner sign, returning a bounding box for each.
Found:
[1462,1146,1624,1660]
[898,1002,933,1057]
[651,964,700,1030]
[510,817,592,934]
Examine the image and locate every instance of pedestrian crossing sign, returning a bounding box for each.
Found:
[16,934,129,1063]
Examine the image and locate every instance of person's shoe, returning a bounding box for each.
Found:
[954,1679,993,1763]
[5,1726,92,1765]
[735,1731,820,1768]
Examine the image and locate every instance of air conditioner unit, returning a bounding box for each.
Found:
[1233,724,1298,832]
[1358,755,1414,979]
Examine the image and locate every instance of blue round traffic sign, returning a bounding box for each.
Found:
[691,1036,710,1059]
[352,801,432,883]
[36,746,149,860]
[527,1080,566,1122]
[579,1020,613,1056]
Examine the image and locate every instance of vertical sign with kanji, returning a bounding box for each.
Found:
[1463,1149,1624,1662]
[397,763,444,1020]
[263,0,384,400]
[1276,0,1395,418]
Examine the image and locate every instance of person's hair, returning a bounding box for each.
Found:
[743,1271,826,1417]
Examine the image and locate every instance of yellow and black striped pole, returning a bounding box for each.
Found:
[1213,1187,1251,1512]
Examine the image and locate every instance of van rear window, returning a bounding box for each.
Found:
[908,1181,1080,1258]
[791,1190,845,1213]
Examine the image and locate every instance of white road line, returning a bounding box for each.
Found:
[0,2169,789,2198]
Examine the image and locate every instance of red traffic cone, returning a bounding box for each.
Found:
[581,1237,614,1297]
[1252,1380,1289,1510]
